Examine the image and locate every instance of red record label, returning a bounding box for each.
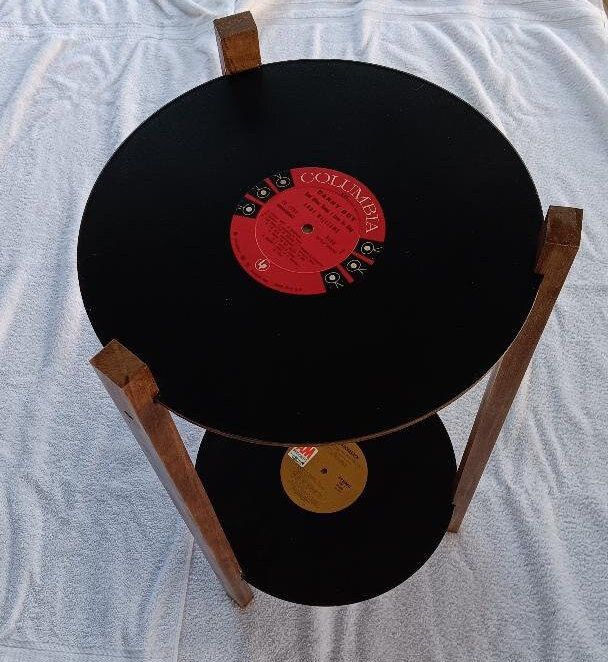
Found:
[230,167,386,295]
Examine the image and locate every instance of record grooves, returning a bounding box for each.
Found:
[196,415,456,606]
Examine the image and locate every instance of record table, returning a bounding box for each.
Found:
[78,12,582,606]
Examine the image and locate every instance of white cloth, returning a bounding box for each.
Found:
[1,1,607,660]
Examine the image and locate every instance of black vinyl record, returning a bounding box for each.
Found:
[196,415,456,606]
[78,59,543,444]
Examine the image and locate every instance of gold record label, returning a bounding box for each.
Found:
[280,443,368,514]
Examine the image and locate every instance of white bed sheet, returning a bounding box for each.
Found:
[0,1,607,660]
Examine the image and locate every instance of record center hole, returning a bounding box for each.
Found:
[302,223,314,234]
[321,467,328,474]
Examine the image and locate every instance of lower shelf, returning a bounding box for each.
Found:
[196,416,455,606]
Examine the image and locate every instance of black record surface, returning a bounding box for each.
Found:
[78,59,543,444]
[196,415,456,606]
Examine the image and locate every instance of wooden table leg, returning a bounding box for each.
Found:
[90,340,253,607]
[214,11,261,75]
[449,206,582,532]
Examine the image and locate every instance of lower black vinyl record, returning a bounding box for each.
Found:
[78,59,544,444]
[196,415,456,605]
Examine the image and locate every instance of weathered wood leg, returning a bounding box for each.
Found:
[90,340,253,607]
[449,206,582,532]
[214,11,261,75]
